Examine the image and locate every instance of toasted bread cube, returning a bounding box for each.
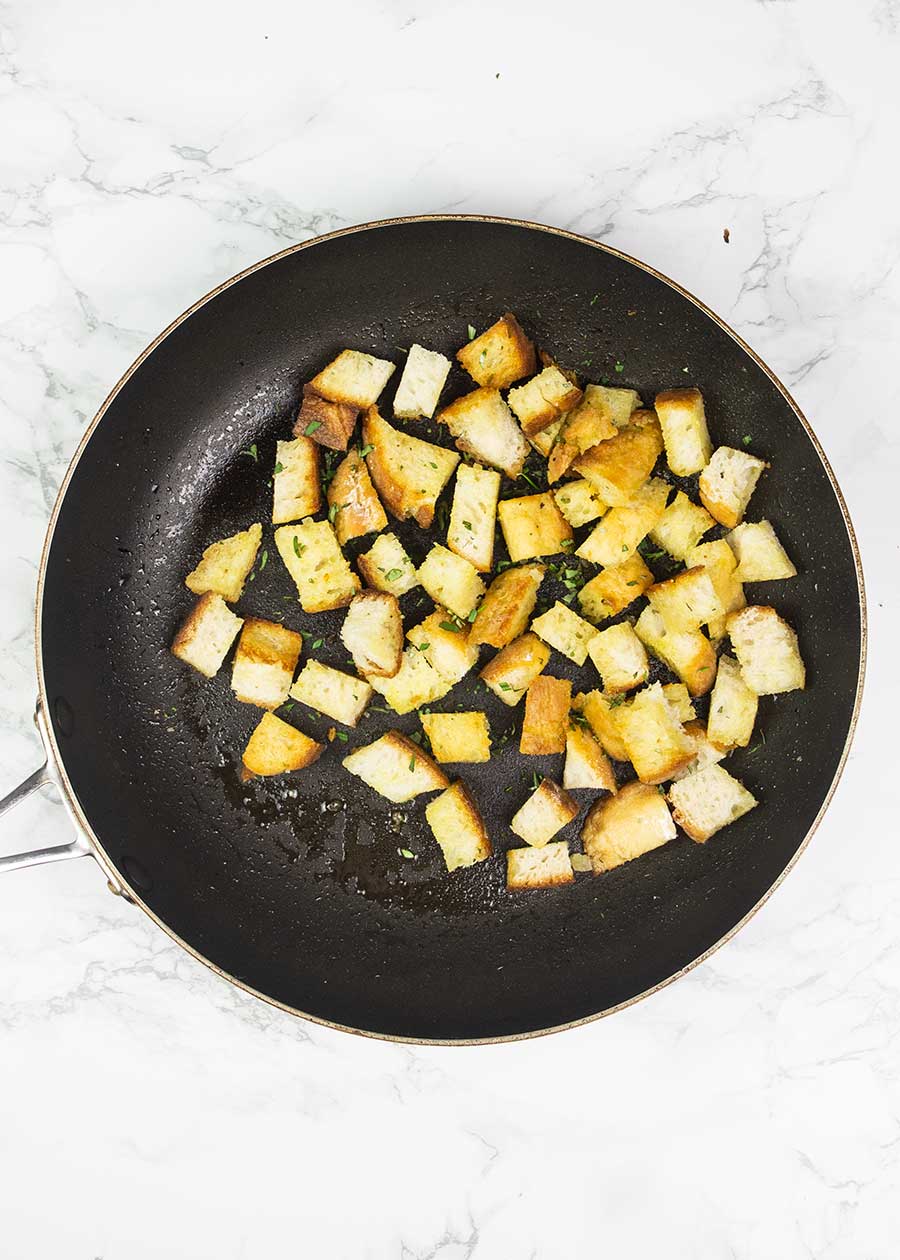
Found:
[447,463,500,573]
[668,763,757,842]
[340,591,403,678]
[289,659,372,727]
[185,522,262,603]
[531,601,597,666]
[294,386,359,451]
[327,446,388,544]
[615,681,695,784]
[241,712,323,777]
[437,387,530,478]
[706,654,758,748]
[587,622,649,693]
[578,553,654,623]
[171,593,243,678]
[726,520,797,583]
[654,388,713,476]
[506,840,574,890]
[648,566,724,633]
[547,385,619,483]
[574,689,629,762]
[362,406,459,529]
[393,344,452,420]
[425,781,492,871]
[582,780,676,872]
[685,539,745,639]
[661,683,696,724]
[528,416,564,458]
[421,712,491,764]
[356,532,419,596]
[456,312,536,388]
[271,437,321,526]
[552,479,606,528]
[508,366,583,437]
[585,384,642,429]
[564,724,617,792]
[274,519,360,613]
[232,618,303,709]
[417,544,485,621]
[633,604,717,697]
[699,446,768,529]
[367,647,449,714]
[469,564,545,648]
[649,491,715,561]
[309,349,395,409]
[669,720,729,781]
[511,779,579,847]
[520,675,571,755]
[479,632,551,705]
[727,606,805,695]
[576,478,669,566]
[574,419,664,507]
[342,730,448,802]
[498,493,574,562]
[405,610,479,683]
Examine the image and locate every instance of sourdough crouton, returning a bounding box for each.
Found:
[421,712,491,764]
[648,566,724,633]
[615,681,695,783]
[447,463,500,573]
[393,344,452,420]
[574,690,629,762]
[425,781,492,871]
[366,647,448,714]
[356,532,419,596]
[633,604,717,697]
[582,780,676,872]
[654,387,713,476]
[668,720,729,781]
[547,385,619,483]
[508,366,583,437]
[294,386,358,451]
[576,478,669,566]
[528,416,564,458]
[171,593,243,678]
[456,312,536,388]
[327,446,388,544]
[479,632,550,705]
[185,522,262,603]
[726,520,797,582]
[340,591,403,678]
[564,724,616,792]
[274,519,360,612]
[405,610,479,683]
[241,712,323,777]
[698,446,768,529]
[506,840,574,890]
[706,654,758,748]
[231,618,303,709]
[520,675,571,755]
[586,384,642,428]
[309,349,395,408]
[668,763,757,842]
[552,478,606,528]
[289,659,373,726]
[436,387,530,478]
[531,601,597,666]
[577,552,654,622]
[587,622,649,693]
[469,563,545,648]
[498,492,574,562]
[726,605,805,694]
[362,406,459,528]
[342,730,448,802]
[649,491,715,561]
[662,683,696,724]
[272,437,321,525]
[685,539,745,639]
[417,544,485,621]
[574,419,664,506]
[511,779,579,847]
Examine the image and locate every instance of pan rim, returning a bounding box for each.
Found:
[33,213,867,1046]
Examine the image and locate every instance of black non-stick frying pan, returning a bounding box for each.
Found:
[0,216,864,1043]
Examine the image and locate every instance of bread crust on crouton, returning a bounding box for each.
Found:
[289,659,373,727]
[547,385,619,483]
[577,553,654,623]
[574,689,629,762]
[171,593,244,678]
[272,437,322,526]
[425,780,493,871]
[506,841,574,890]
[520,675,571,755]
[511,778,580,847]
[456,312,536,389]
[582,780,676,872]
[340,591,403,678]
[231,618,303,709]
[654,387,713,476]
[573,418,664,506]
[362,406,459,528]
[309,349,395,409]
[328,446,388,544]
[508,366,583,437]
[242,712,324,777]
[479,632,551,705]
[185,522,262,603]
[698,446,768,529]
[564,723,617,792]
[342,730,448,802]
[469,564,545,648]
[294,385,359,451]
[274,519,361,613]
[437,387,530,478]
[498,493,574,562]
[421,712,491,763]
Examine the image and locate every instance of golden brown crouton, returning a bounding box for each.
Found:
[456,312,536,388]
[469,564,545,648]
[552,478,607,528]
[185,522,262,603]
[726,605,805,694]
[361,406,459,529]
[309,349,395,409]
[231,618,303,709]
[615,681,695,783]
[685,538,746,639]
[528,416,564,458]
[661,683,696,724]
[393,344,452,420]
[425,780,493,871]
[506,840,574,890]
[563,723,617,792]
[574,418,664,506]
[479,632,551,705]
[447,463,500,573]
[574,689,629,762]
[654,387,713,476]
[698,446,768,529]
[633,604,717,697]
[547,385,619,483]
[417,544,485,621]
[342,730,449,803]
[648,566,724,633]
[272,438,322,526]
[498,492,574,562]
[356,532,420,596]
[706,654,758,748]
[668,763,757,842]
[582,780,676,872]
[421,712,491,764]
[436,387,530,478]
[649,491,715,561]
[576,478,669,566]
[241,712,324,777]
[365,647,449,714]
[339,591,403,678]
[511,778,580,847]
[289,659,373,727]
[508,366,583,437]
[274,519,361,613]
[725,520,797,582]
[577,552,654,623]
[586,384,642,428]
[668,720,729,782]
[294,386,359,451]
[587,622,649,693]
[530,601,597,665]
[327,446,388,545]
[520,675,571,755]
[171,593,244,678]
[405,610,479,683]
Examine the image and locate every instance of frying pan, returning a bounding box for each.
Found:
[0,216,865,1043]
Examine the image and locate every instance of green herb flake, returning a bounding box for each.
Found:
[467,324,477,341]
[384,567,403,582]
[311,638,324,650]
[304,420,322,436]
[335,730,349,742]
[358,443,375,459]
[467,607,478,622]
[272,461,284,476]
[293,536,304,558]
[398,848,415,860]
[259,549,268,570]
[520,472,539,490]
[240,443,258,462]
[439,620,460,633]
[742,434,752,446]
[614,361,625,373]
[462,520,473,531]
[531,771,541,791]
[408,756,417,772]
[590,293,601,306]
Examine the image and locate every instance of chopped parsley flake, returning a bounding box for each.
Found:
[467,324,476,341]
[240,443,258,461]
[304,420,322,436]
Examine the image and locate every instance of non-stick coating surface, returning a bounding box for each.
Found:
[40,219,862,1041]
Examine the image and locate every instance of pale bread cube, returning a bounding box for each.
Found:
[340,591,403,678]
[668,720,729,781]
[393,344,452,420]
[342,730,448,803]
[726,520,797,582]
[171,593,243,678]
[456,312,536,389]
[511,779,579,847]
[437,387,530,478]
[668,763,757,842]
[578,553,654,622]
[661,683,696,724]
[447,463,500,573]
[726,605,805,695]
[633,604,717,697]
[421,712,491,764]
[242,712,323,777]
[585,384,641,428]
[185,522,262,603]
[531,601,597,666]
[648,566,724,633]
[479,632,551,705]
[654,387,713,476]
[520,675,571,755]
[649,491,715,561]
[294,386,358,452]
[362,406,459,528]
[508,366,583,437]
[528,416,563,458]
[506,840,574,890]
[309,349,395,408]
[552,478,606,528]
[231,618,303,709]
[563,724,616,792]
[328,446,388,544]
[685,539,746,639]
[469,564,545,648]
[272,437,321,526]
[706,655,758,748]
[698,446,767,529]
[289,659,372,726]
[425,781,493,871]
[417,544,485,621]
[366,647,449,714]
[576,478,669,566]
[582,780,676,872]
[573,417,664,506]
[405,610,479,683]
[574,689,629,762]
[498,493,573,562]
[615,681,695,784]
[587,622,649,693]
[357,532,419,596]
[274,519,360,613]
[547,385,618,483]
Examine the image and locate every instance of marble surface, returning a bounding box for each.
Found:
[0,0,897,1255]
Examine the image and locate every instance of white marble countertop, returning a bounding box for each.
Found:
[1,0,897,1255]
